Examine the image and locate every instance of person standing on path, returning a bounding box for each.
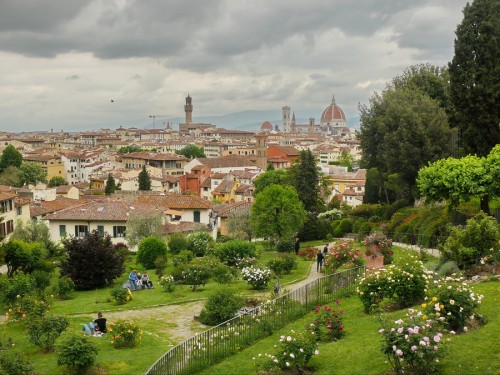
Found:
[323,244,328,255]
[295,237,300,255]
[316,250,324,272]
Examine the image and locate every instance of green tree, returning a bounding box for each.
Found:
[417,145,499,214]
[137,236,168,269]
[138,165,152,191]
[0,166,20,186]
[176,144,206,158]
[359,87,452,203]
[289,149,323,213]
[125,209,163,248]
[0,145,23,171]
[449,0,500,157]
[363,167,386,204]
[11,219,59,256]
[117,145,142,154]
[227,206,254,241]
[18,162,47,186]
[47,176,66,187]
[104,173,116,195]
[253,168,289,195]
[59,231,125,290]
[251,185,307,242]
[3,240,47,278]
[338,150,354,172]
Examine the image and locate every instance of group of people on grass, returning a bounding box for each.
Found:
[128,270,153,291]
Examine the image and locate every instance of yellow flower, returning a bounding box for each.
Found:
[435,312,440,317]
[421,303,427,309]
[422,315,428,320]
[440,304,444,309]
[432,297,438,302]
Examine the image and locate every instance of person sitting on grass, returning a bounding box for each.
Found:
[82,312,107,335]
[141,272,153,289]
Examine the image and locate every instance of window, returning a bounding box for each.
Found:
[193,211,201,223]
[59,225,66,236]
[16,206,22,215]
[97,225,104,237]
[113,226,126,238]
[75,225,88,237]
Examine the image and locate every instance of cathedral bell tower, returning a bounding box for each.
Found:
[184,94,193,126]
[255,133,268,170]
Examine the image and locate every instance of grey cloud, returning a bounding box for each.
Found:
[65,74,80,80]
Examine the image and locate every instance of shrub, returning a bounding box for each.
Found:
[60,231,125,290]
[168,232,188,255]
[298,244,317,260]
[436,261,461,278]
[1,274,33,304]
[423,276,484,332]
[55,276,76,300]
[357,257,429,313]
[199,289,243,325]
[337,218,353,236]
[6,295,51,321]
[186,231,214,257]
[159,275,176,292]
[267,254,297,276]
[137,236,168,270]
[182,257,216,291]
[276,240,294,253]
[3,239,47,277]
[212,263,236,284]
[0,351,34,375]
[267,330,318,371]
[172,250,195,267]
[379,311,448,375]
[28,314,69,351]
[234,256,257,269]
[323,241,365,274]
[30,269,52,294]
[56,332,99,372]
[308,303,345,342]
[241,266,272,290]
[364,232,393,264]
[212,240,257,265]
[154,255,168,277]
[111,287,132,304]
[108,319,142,348]
[441,212,499,269]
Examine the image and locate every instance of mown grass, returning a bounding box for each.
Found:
[0,245,315,375]
[199,281,500,375]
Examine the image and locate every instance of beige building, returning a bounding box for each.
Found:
[23,154,67,182]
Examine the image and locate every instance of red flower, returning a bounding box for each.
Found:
[327,324,332,329]
[339,326,344,331]
[340,310,344,315]
[335,300,340,305]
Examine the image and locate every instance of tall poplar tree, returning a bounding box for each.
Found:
[449,0,500,157]
[289,149,322,213]
[104,174,116,195]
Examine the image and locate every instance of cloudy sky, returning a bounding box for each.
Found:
[0,0,468,133]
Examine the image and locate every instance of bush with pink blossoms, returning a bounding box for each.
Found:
[323,241,365,274]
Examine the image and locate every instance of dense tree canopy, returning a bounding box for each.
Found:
[60,231,125,290]
[176,144,206,159]
[117,145,142,154]
[417,145,500,214]
[250,184,306,241]
[449,0,500,157]
[359,86,452,203]
[0,145,23,172]
[289,149,323,213]
[48,176,66,187]
[125,210,163,248]
[105,174,117,195]
[138,165,152,191]
[18,162,47,186]
[253,168,289,195]
[0,166,20,187]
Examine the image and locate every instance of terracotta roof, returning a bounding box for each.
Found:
[0,192,17,201]
[162,221,209,234]
[200,177,211,188]
[194,157,258,169]
[268,145,300,156]
[213,201,252,218]
[30,197,84,218]
[56,185,77,193]
[135,194,212,209]
[212,180,237,194]
[121,152,189,162]
[43,200,133,221]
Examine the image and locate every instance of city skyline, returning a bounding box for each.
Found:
[0,0,468,132]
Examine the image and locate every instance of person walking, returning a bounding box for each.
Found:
[129,270,138,291]
[316,250,324,272]
[294,237,300,255]
[323,244,329,255]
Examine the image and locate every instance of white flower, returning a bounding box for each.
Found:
[286,362,290,367]
[287,336,292,342]
[290,353,295,358]
[314,350,320,355]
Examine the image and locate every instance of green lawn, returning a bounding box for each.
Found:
[199,281,500,375]
[0,248,314,375]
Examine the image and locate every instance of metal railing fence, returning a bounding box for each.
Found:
[145,266,363,375]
